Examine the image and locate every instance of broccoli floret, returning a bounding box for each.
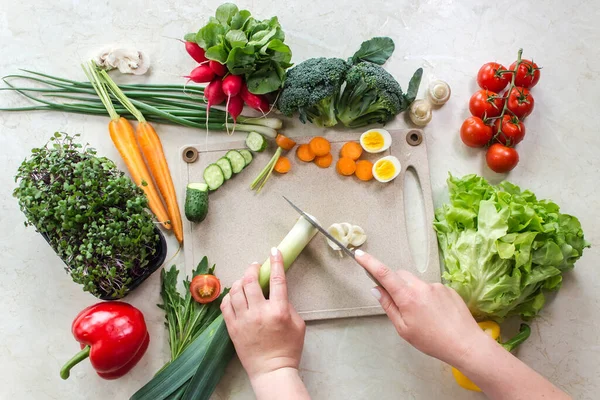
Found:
[336,62,423,128]
[277,57,349,127]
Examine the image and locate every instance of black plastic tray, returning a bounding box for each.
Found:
[40,227,167,300]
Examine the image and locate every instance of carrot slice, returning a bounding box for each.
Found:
[340,142,363,161]
[275,134,297,151]
[355,160,374,181]
[274,156,291,174]
[296,144,315,162]
[314,153,333,168]
[308,137,331,157]
[336,157,357,176]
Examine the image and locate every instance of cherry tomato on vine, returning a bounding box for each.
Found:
[469,89,504,119]
[190,274,221,304]
[460,116,493,148]
[493,115,526,146]
[510,59,541,89]
[506,87,534,119]
[486,143,519,173]
[477,62,511,92]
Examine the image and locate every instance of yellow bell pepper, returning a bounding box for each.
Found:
[452,321,531,392]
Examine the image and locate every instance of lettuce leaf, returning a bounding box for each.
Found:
[434,174,590,321]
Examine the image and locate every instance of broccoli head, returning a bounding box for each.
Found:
[336,62,423,128]
[277,57,349,127]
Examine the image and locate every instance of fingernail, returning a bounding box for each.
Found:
[252,261,260,265]
[271,247,278,257]
[355,249,365,257]
[370,287,381,300]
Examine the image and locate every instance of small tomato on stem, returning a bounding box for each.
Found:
[510,59,541,89]
[460,116,493,148]
[486,143,519,173]
[477,62,511,92]
[493,115,526,146]
[506,87,534,119]
[469,89,504,119]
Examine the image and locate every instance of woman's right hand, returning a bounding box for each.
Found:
[354,250,489,368]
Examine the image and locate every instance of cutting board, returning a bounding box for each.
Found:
[180,129,440,321]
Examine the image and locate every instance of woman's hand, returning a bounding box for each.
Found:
[221,248,306,382]
[354,250,486,368]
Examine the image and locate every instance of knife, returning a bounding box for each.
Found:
[282,196,380,286]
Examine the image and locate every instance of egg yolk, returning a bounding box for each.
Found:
[374,160,396,180]
[362,131,384,150]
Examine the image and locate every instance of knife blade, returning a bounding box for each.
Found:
[282,196,380,286]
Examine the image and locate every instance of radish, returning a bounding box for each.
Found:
[204,79,226,108]
[209,60,227,77]
[227,95,244,123]
[222,74,243,97]
[185,42,207,63]
[185,64,215,83]
[240,85,269,113]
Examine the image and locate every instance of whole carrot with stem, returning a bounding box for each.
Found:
[81,63,171,230]
[100,70,183,243]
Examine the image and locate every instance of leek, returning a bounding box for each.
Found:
[131,216,318,400]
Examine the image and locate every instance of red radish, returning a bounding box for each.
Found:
[240,85,269,113]
[227,95,244,122]
[222,74,243,97]
[204,79,226,107]
[185,64,215,83]
[209,60,227,77]
[185,42,207,63]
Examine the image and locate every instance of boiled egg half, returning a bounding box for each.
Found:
[372,155,401,183]
[360,129,392,153]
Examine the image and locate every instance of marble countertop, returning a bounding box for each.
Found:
[1,0,599,399]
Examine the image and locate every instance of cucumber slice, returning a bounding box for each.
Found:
[203,164,225,190]
[225,150,246,174]
[216,157,233,180]
[239,149,253,166]
[185,183,209,223]
[245,132,267,152]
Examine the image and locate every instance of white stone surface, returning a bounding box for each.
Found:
[1,0,599,399]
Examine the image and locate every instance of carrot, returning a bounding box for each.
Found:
[355,160,374,181]
[296,144,315,162]
[137,122,184,243]
[82,63,171,230]
[340,142,363,160]
[336,157,357,176]
[276,134,297,151]
[274,156,291,174]
[314,153,333,168]
[309,136,331,157]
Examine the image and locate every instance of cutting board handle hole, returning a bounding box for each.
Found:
[403,167,428,273]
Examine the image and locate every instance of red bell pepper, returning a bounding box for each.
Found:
[60,301,149,380]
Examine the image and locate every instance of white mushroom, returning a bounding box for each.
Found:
[409,99,433,126]
[93,47,150,75]
[427,80,451,106]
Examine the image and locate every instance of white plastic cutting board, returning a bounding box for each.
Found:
[180,129,440,321]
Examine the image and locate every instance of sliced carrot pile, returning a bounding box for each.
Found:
[355,160,374,181]
[314,153,333,168]
[340,142,363,161]
[275,134,296,151]
[336,157,357,176]
[296,144,315,162]
[274,156,291,174]
[308,137,331,157]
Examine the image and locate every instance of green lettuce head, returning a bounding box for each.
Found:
[434,174,590,321]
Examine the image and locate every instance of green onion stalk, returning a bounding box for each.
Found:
[0,70,282,137]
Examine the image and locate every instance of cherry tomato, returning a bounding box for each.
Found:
[493,115,526,146]
[486,144,519,173]
[460,116,493,148]
[506,87,534,119]
[510,59,541,89]
[469,90,504,119]
[477,62,511,92]
[190,274,221,304]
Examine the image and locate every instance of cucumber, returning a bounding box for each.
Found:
[239,149,253,166]
[203,164,225,190]
[185,183,209,223]
[216,157,233,180]
[225,150,246,174]
[245,132,267,152]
